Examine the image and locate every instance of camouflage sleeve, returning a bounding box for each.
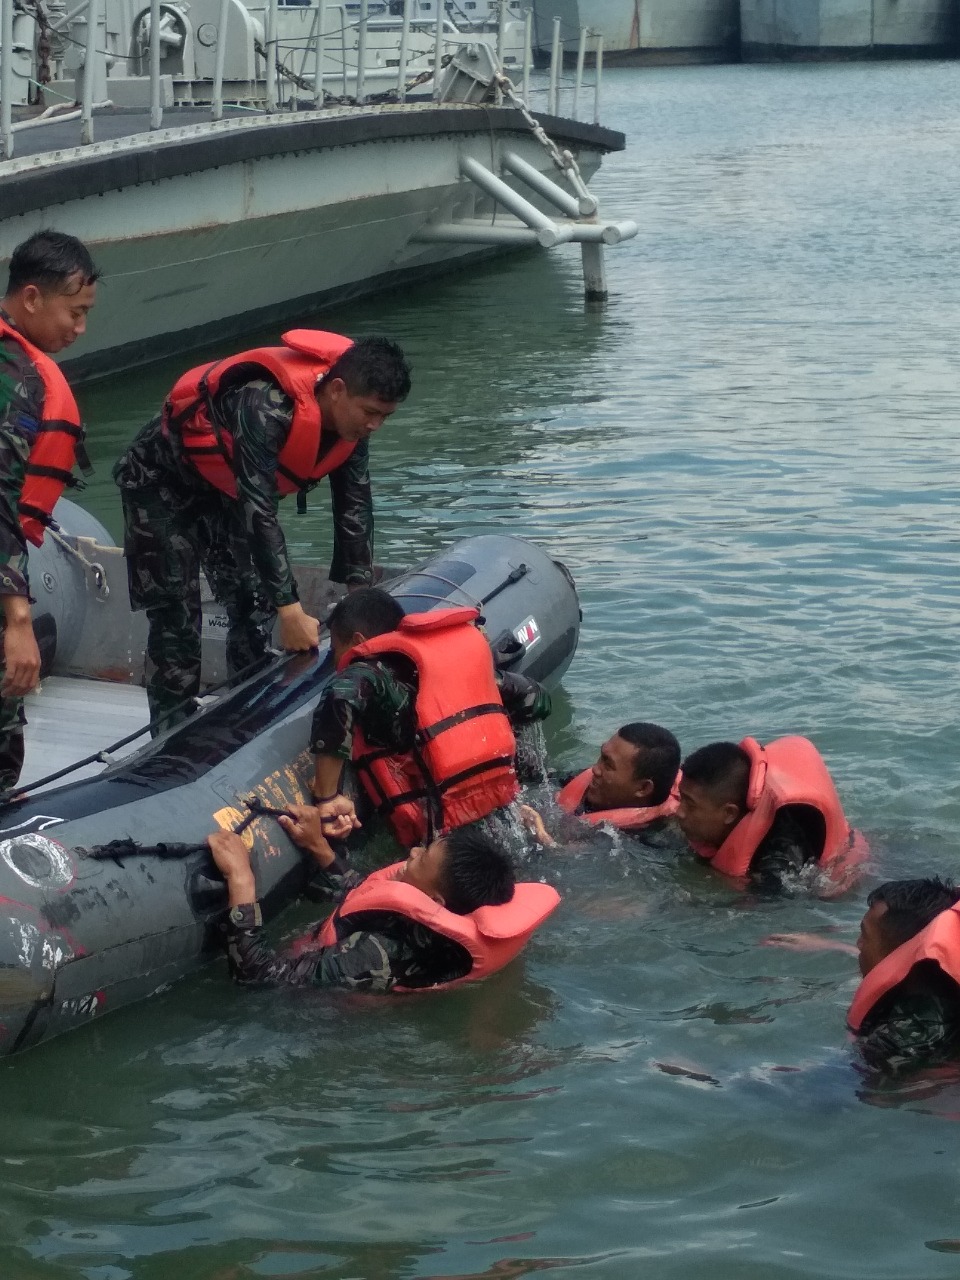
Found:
[309,665,368,760]
[858,990,960,1074]
[0,342,43,598]
[327,438,374,586]
[218,380,299,609]
[309,659,413,759]
[224,899,399,992]
[497,670,552,724]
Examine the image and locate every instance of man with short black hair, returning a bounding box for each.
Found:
[0,230,99,787]
[520,722,681,847]
[769,877,960,1073]
[209,807,520,991]
[677,740,822,889]
[114,332,412,731]
[310,587,551,844]
[850,878,960,1070]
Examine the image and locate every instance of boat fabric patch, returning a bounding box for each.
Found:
[0,832,74,889]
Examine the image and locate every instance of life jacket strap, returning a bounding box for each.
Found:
[434,754,516,794]
[416,703,509,745]
[25,463,78,485]
[18,501,54,528]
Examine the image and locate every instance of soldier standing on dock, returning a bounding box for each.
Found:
[0,231,99,789]
[113,330,411,733]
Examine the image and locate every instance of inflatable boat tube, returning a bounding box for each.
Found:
[0,529,580,1054]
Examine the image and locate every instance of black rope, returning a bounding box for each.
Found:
[0,648,282,809]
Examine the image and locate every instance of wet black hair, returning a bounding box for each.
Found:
[439,824,515,916]
[323,336,411,402]
[867,878,960,952]
[6,230,100,295]
[618,722,681,806]
[327,587,404,648]
[681,741,751,811]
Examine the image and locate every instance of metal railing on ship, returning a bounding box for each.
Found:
[0,0,603,159]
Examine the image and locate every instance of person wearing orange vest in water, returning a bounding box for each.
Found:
[0,231,99,789]
[208,805,559,991]
[519,722,681,847]
[768,878,960,1073]
[848,879,960,1072]
[309,588,552,846]
[676,737,867,891]
[113,334,411,732]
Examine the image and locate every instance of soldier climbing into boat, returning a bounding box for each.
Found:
[309,587,552,848]
[0,231,99,789]
[113,330,412,733]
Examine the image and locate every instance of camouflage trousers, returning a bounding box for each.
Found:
[119,483,275,734]
[0,681,25,791]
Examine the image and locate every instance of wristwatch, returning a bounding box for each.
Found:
[229,902,262,928]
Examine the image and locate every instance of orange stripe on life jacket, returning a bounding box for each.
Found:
[556,767,681,831]
[313,860,561,990]
[0,317,83,548]
[691,736,868,891]
[848,902,960,1033]
[163,329,356,498]
[342,607,520,847]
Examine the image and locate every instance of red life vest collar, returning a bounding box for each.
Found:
[556,768,680,831]
[340,607,519,845]
[691,736,867,890]
[848,902,960,1033]
[315,861,561,990]
[0,316,84,547]
[164,329,356,499]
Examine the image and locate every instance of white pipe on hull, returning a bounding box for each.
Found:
[1,0,14,160]
[149,0,162,128]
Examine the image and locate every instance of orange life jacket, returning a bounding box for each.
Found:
[0,317,84,548]
[163,329,356,498]
[691,736,868,889]
[556,768,681,831]
[848,903,960,1033]
[314,860,561,990]
[342,606,520,846]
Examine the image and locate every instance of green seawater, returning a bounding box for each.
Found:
[4,59,960,1279]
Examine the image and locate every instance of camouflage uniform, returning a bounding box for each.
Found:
[310,653,551,838]
[224,866,473,991]
[0,316,45,788]
[858,967,960,1074]
[748,808,820,891]
[310,655,552,762]
[113,370,375,731]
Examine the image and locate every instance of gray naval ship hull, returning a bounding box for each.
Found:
[0,104,625,382]
[0,529,580,1055]
[534,0,739,62]
[740,0,956,59]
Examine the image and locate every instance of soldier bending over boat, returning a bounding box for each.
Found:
[113,330,411,732]
[0,231,99,788]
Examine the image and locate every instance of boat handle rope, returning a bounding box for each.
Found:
[0,647,282,807]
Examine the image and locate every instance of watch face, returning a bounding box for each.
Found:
[229,906,247,927]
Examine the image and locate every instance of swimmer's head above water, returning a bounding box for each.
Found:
[676,741,752,850]
[583,723,680,812]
